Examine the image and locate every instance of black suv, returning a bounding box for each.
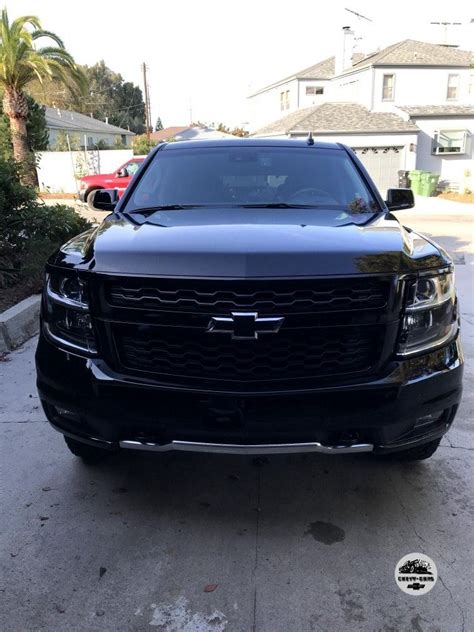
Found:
[36,139,463,463]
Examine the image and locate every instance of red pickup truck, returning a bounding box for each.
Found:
[79,158,144,207]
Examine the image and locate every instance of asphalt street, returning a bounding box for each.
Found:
[1,197,473,631]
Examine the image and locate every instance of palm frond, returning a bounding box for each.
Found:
[0,8,85,95]
[32,29,65,48]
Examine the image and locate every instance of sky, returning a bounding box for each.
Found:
[7,0,474,129]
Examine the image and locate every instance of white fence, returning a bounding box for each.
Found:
[35,149,134,193]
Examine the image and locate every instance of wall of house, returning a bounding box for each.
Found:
[372,67,474,112]
[247,78,299,131]
[35,149,134,193]
[297,79,330,109]
[327,67,373,108]
[48,128,133,149]
[412,116,474,190]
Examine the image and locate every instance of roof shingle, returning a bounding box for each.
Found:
[401,105,474,117]
[253,102,418,135]
[352,39,472,69]
[45,107,134,135]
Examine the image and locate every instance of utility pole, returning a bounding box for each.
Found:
[142,62,151,140]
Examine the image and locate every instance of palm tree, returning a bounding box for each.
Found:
[0,9,85,186]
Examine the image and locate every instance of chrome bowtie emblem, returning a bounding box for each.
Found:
[207,311,285,340]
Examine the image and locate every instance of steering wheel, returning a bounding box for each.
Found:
[287,187,338,205]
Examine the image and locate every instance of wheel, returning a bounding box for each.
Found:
[64,436,110,464]
[86,189,100,210]
[381,438,441,461]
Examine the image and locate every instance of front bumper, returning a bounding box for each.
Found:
[36,332,463,455]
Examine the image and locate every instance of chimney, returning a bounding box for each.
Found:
[105,116,109,125]
[335,26,355,74]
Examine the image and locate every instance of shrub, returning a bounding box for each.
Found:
[0,159,92,290]
[133,134,157,155]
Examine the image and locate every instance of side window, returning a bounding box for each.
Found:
[382,74,395,101]
[447,74,459,100]
[306,86,324,96]
[126,162,140,175]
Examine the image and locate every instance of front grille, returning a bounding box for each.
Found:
[112,324,382,384]
[106,277,390,314]
[100,276,393,387]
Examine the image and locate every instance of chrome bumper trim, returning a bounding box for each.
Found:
[119,440,374,455]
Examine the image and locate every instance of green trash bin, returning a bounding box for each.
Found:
[420,171,439,196]
[419,172,431,196]
[409,170,424,195]
[426,173,440,196]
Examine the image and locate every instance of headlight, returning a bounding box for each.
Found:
[43,272,97,355]
[397,270,459,356]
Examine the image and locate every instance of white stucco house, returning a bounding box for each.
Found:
[249,36,474,193]
[45,107,135,149]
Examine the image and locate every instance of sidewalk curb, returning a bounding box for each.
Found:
[0,295,41,353]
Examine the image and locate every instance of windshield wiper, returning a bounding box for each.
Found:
[126,204,204,214]
[239,202,322,209]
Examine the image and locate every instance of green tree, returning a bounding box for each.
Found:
[0,9,85,185]
[81,61,145,134]
[28,61,146,135]
[155,116,163,131]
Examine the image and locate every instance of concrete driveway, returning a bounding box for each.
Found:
[1,199,473,631]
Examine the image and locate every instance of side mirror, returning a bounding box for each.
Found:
[386,188,415,211]
[116,168,129,178]
[89,188,119,211]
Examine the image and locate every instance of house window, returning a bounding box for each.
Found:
[382,74,395,101]
[306,86,324,96]
[432,129,470,155]
[447,74,459,100]
[468,74,474,95]
[280,90,290,110]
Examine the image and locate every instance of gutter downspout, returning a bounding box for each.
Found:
[370,66,375,111]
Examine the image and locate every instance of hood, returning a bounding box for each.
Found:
[52,211,450,277]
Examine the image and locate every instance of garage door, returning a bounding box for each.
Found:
[352,147,403,195]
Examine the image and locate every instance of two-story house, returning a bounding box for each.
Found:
[249,36,474,193]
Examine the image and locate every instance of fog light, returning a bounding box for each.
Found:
[55,407,82,422]
[414,411,444,429]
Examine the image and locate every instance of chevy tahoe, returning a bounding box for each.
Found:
[36,139,463,463]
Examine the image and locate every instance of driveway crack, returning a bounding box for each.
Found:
[393,482,428,545]
[439,575,465,632]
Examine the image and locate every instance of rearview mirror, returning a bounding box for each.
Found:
[386,188,415,211]
[89,188,119,211]
[116,168,129,178]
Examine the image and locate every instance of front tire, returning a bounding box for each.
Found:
[381,438,442,461]
[64,436,110,464]
[86,188,100,210]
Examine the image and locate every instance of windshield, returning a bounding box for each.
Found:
[126,146,379,213]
